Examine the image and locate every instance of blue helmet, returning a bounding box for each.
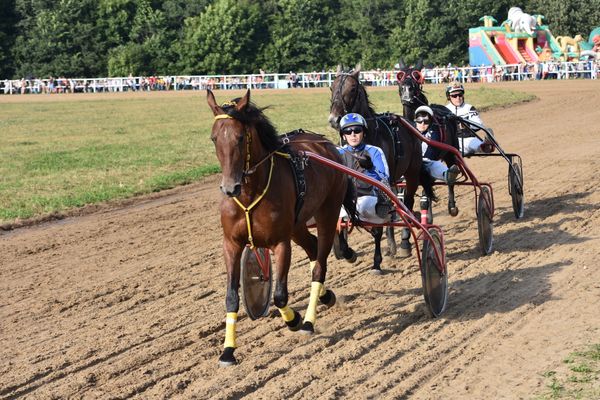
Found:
[339,113,367,133]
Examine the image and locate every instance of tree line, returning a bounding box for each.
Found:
[0,0,597,79]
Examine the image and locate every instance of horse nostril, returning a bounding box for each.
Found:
[232,184,241,197]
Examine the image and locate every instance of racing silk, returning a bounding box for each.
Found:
[338,142,389,196]
[413,122,443,161]
[445,101,484,127]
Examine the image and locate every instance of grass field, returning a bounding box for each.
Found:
[0,85,535,225]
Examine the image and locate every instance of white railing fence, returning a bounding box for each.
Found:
[1,61,598,95]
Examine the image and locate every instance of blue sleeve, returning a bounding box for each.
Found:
[365,145,390,183]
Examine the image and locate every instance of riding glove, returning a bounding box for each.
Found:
[358,155,374,170]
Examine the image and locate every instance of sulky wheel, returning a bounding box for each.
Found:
[332,225,349,260]
[240,246,272,320]
[420,229,448,318]
[508,162,525,219]
[477,186,494,255]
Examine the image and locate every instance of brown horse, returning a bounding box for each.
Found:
[328,64,424,262]
[208,89,357,366]
[396,62,461,216]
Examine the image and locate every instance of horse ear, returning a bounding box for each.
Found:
[416,58,423,70]
[235,89,251,112]
[352,63,361,78]
[398,58,406,69]
[206,89,223,116]
[336,64,342,75]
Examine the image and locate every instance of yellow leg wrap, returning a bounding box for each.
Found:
[224,312,237,349]
[309,261,326,296]
[278,305,295,322]
[304,282,323,325]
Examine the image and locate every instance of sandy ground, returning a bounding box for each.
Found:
[1,80,599,399]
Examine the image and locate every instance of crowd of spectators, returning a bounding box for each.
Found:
[2,60,598,95]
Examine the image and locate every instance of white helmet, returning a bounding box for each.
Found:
[414,105,434,118]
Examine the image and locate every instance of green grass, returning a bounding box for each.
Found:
[535,344,600,399]
[0,85,534,225]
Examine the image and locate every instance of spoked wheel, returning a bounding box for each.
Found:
[477,186,494,255]
[332,225,349,260]
[240,246,272,320]
[508,162,524,219]
[420,229,448,318]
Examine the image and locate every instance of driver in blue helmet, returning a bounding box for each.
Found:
[337,112,392,223]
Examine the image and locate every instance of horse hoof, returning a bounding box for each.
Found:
[286,311,303,332]
[300,321,315,335]
[219,347,237,366]
[344,248,358,263]
[319,289,336,308]
[370,267,384,275]
[398,246,411,258]
[449,206,459,217]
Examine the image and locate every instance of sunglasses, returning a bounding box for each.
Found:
[342,126,364,135]
[415,118,430,124]
[450,93,463,98]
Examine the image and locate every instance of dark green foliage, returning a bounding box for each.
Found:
[1,0,597,78]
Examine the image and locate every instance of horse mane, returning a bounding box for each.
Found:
[221,99,281,152]
[357,84,376,117]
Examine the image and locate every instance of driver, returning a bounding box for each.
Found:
[337,112,392,223]
[445,82,494,155]
[414,105,459,185]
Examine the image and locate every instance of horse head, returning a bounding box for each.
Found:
[328,64,363,129]
[396,61,427,111]
[207,89,251,197]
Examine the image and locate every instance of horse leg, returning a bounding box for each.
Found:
[448,184,459,216]
[385,189,397,256]
[299,215,337,334]
[292,227,337,307]
[335,224,357,263]
[218,239,244,366]
[272,240,302,331]
[398,177,418,258]
[371,227,384,275]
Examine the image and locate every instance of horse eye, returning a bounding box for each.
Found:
[211,135,217,143]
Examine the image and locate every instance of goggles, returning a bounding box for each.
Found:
[414,118,430,124]
[342,126,364,135]
[449,93,464,98]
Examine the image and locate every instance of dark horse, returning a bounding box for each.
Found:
[328,64,424,268]
[208,89,358,366]
[397,61,461,216]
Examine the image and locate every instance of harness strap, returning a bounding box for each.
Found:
[232,156,275,249]
[214,114,233,120]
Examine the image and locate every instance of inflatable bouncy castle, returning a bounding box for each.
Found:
[468,7,592,66]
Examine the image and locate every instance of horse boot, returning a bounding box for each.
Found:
[398,227,412,258]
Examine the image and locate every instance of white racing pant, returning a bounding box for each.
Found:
[339,195,389,224]
[458,136,483,155]
[423,159,447,181]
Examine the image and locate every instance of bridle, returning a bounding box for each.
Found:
[397,69,426,106]
[330,73,361,115]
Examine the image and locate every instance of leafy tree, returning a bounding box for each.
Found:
[262,0,336,72]
[12,0,104,78]
[178,0,266,75]
[0,0,19,78]
[99,0,170,76]
[330,0,402,70]
[528,0,600,38]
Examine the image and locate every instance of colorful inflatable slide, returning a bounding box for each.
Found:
[469,14,563,66]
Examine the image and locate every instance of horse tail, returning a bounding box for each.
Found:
[342,177,360,226]
[419,167,437,202]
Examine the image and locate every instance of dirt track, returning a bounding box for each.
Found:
[2,80,599,399]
